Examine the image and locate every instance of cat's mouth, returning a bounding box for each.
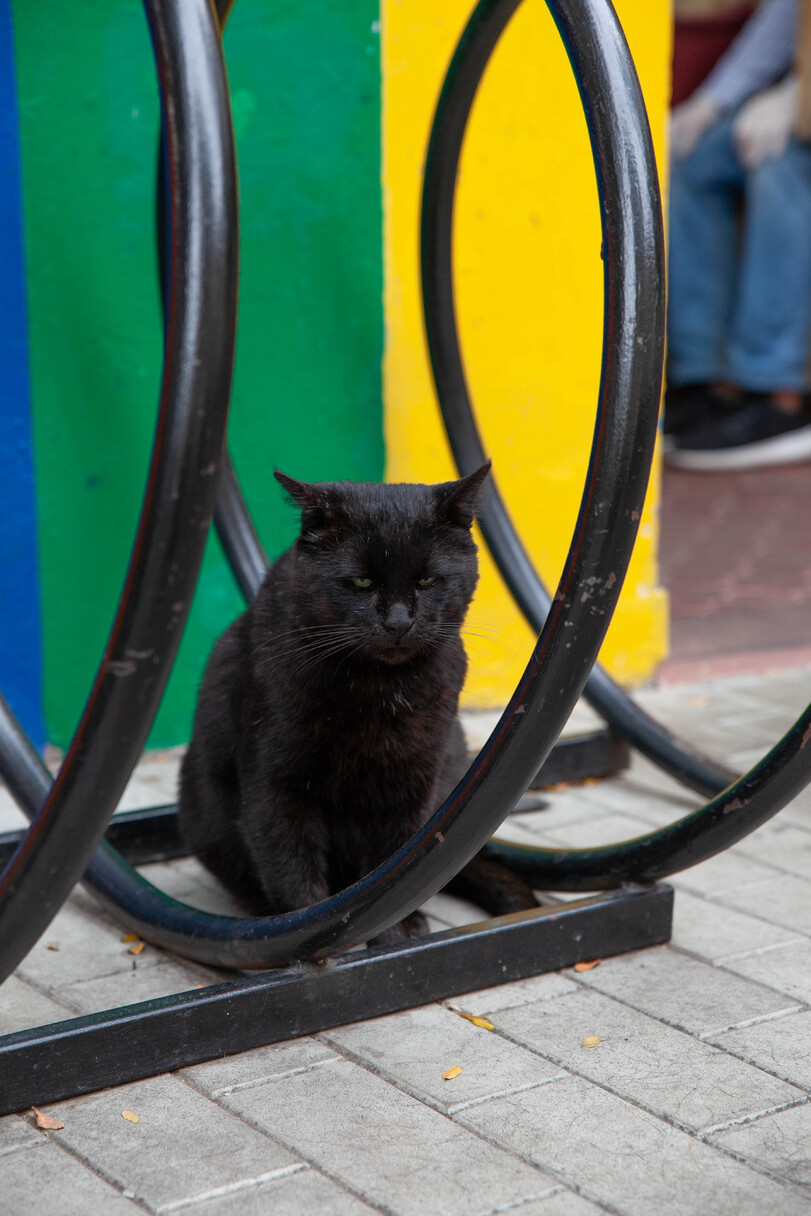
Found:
[371,637,422,665]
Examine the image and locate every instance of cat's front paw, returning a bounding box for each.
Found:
[369,910,428,947]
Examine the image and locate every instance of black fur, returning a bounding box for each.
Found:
[178,465,537,945]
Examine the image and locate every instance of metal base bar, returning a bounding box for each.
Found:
[0,732,629,873]
[0,884,671,1115]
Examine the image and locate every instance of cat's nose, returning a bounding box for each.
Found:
[383,604,413,640]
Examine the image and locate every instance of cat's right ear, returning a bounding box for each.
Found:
[274,470,344,542]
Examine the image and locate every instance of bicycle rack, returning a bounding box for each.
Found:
[1,0,809,1116]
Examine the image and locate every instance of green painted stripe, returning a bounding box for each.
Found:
[14,0,382,748]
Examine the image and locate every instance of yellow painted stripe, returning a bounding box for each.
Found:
[383,0,671,705]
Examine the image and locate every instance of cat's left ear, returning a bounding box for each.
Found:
[274,470,345,540]
[435,461,491,529]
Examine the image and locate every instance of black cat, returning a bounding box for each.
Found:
[178,465,537,945]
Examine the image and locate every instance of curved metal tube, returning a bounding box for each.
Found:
[420,0,736,800]
[420,0,811,886]
[0,0,664,967]
[0,0,239,984]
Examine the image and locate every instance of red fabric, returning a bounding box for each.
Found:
[672,5,755,106]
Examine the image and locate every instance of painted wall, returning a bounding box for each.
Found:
[2,0,670,750]
[9,0,383,748]
[383,0,671,706]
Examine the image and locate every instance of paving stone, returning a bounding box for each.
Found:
[721,940,811,1005]
[734,822,811,881]
[494,1192,609,1216]
[419,891,489,928]
[458,1075,811,1216]
[709,1010,811,1090]
[669,851,784,898]
[455,971,578,1016]
[183,1039,339,1096]
[573,946,797,1036]
[720,874,811,936]
[4,1139,142,1215]
[59,956,223,1015]
[509,793,599,836]
[496,987,803,1132]
[671,890,802,963]
[0,786,26,831]
[139,860,243,916]
[323,1003,565,1114]
[44,1074,300,1214]
[219,1055,554,1216]
[521,811,660,851]
[711,1103,811,1187]
[16,898,162,997]
[0,1115,46,1157]
[184,1167,377,1215]
[0,975,74,1035]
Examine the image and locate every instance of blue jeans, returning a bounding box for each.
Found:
[668,112,811,392]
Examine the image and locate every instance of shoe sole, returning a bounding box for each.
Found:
[664,424,811,472]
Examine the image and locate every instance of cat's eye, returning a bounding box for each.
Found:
[417,576,438,588]
[351,576,373,589]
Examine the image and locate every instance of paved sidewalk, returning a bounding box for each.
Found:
[2,666,811,1215]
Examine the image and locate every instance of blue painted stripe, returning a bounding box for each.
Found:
[0,0,45,749]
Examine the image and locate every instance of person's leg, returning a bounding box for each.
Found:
[668,113,746,387]
[726,138,811,392]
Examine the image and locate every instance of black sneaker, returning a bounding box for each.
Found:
[663,383,736,440]
[665,395,811,471]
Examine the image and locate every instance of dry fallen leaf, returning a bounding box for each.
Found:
[446,1004,494,1031]
[121,1110,140,1123]
[44,941,60,952]
[442,1066,463,1081]
[128,941,145,956]
[582,1035,601,1049]
[574,960,601,972]
[32,1107,64,1130]
[121,933,139,943]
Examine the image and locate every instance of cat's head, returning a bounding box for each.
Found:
[274,465,490,664]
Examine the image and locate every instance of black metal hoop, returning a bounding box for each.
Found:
[0,0,239,986]
[419,0,811,888]
[0,0,663,970]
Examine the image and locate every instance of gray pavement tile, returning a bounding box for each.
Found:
[709,1010,811,1090]
[219,1055,555,1216]
[4,1139,142,1216]
[720,874,811,936]
[671,890,802,963]
[711,1103,811,1188]
[573,946,798,1036]
[669,851,784,898]
[458,1075,811,1216]
[0,1115,46,1157]
[182,1167,377,1215]
[59,956,222,1015]
[322,1003,566,1114]
[139,860,243,916]
[0,974,74,1035]
[509,794,599,836]
[183,1039,339,1096]
[521,812,661,851]
[455,972,578,1016]
[16,898,162,996]
[43,1074,300,1214]
[734,822,811,881]
[494,1192,609,1216]
[495,987,804,1132]
[420,892,489,928]
[721,940,811,1005]
[0,786,26,831]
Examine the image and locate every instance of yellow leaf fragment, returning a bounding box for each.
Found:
[32,1106,64,1130]
[128,941,145,955]
[442,1066,463,1081]
[44,941,60,951]
[582,1035,601,1049]
[121,933,139,943]
[459,1012,494,1030]
[121,1110,140,1123]
[574,960,601,972]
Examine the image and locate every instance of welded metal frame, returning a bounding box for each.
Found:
[1,0,804,1114]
